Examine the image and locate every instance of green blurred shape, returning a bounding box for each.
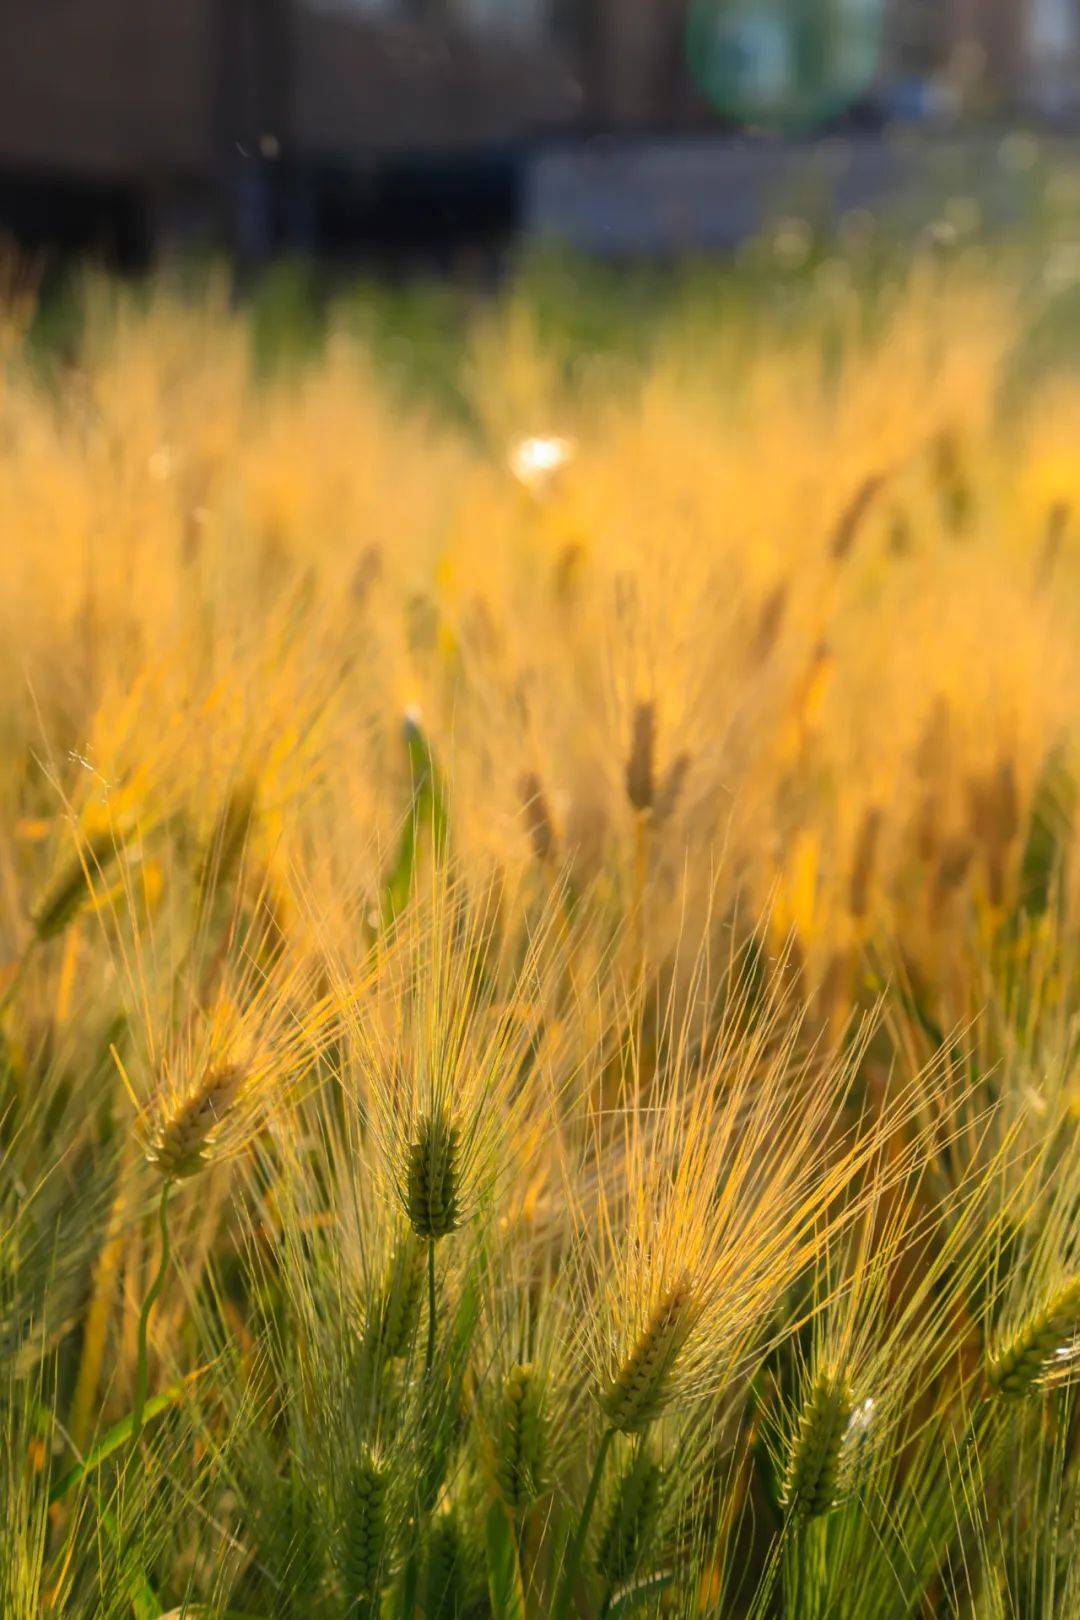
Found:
[686,0,886,132]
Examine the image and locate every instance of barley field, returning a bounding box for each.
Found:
[3,227,1080,1618]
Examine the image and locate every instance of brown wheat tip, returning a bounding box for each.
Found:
[932,836,973,907]
[751,582,788,663]
[1035,500,1070,592]
[600,1271,698,1433]
[988,1275,1080,1398]
[148,1064,245,1182]
[519,771,556,864]
[406,1108,462,1241]
[830,472,887,562]
[849,807,883,921]
[626,702,656,815]
[781,1369,854,1521]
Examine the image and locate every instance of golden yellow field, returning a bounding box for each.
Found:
[3,251,1080,1616]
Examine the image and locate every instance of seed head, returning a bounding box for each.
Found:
[849,807,882,921]
[988,1274,1080,1398]
[600,1271,698,1433]
[519,771,556,864]
[596,1444,663,1588]
[406,1109,462,1241]
[147,1064,245,1182]
[626,703,656,815]
[368,1233,425,1361]
[426,1511,468,1620]
[830,471,886,561]
[781,1369,853,1521]
[32,828,120,941]
[493,1362,549,1515]
[751,582,788,664]
[339,1450,390,1613]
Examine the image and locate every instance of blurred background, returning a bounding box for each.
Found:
[0,0,1077,270]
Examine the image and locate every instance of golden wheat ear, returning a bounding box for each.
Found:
[147,1064,245,1181]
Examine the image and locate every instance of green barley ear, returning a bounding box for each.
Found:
[340,1451,391,1615]
[494,1362,549,1515]
[196,778,257,904]
[988,1274,1080,1397]
[32,827,121,941]
[368,1232,426,1361]
[781,1369,853,1522]
[600,1272,698,1433]
[148,1065,245,1181]
[596,1444,663,1589]
[426,1511,468,1620]
[406,1109,462,1242]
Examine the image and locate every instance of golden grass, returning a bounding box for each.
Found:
[2,252,1080,1615]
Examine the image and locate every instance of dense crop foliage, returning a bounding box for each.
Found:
[2,229,1080,1617]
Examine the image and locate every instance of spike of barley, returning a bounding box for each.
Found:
[655,753,690,824]
[148,1065,244,1181]
[494,1361,548,1514]
[519,771,556,864]
[369,1233,425,1360]
[989,1275,1080,1397]
[849,807,882,921]
[340,1451,390,1614]
[626,703,656,814]
[32,828,120,941]
[781,1369,853,1521]
[426,1512,468,1620]
[600,1272,698,1433]
[596,1445,663,1587]
[406,1110,462,1241]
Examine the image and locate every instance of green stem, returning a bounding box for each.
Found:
[426,1238,437,1378]
[132,1179,173,1446]
[556,1426,616,1620]
[400,1241,440,1619]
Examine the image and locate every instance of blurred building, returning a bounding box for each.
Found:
[0,0,1076,264]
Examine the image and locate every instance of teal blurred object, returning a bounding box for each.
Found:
[686,0,886,131]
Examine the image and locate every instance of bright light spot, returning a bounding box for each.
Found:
[509,436,575,490]
[845,1396,875,1439]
